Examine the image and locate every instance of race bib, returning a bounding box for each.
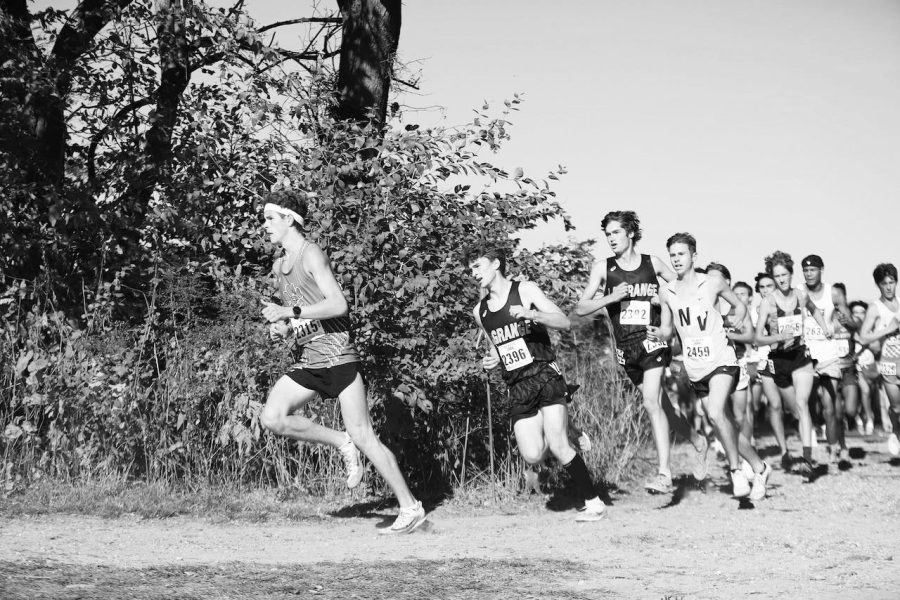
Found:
[498,337,534,371]
[878,361,897,377]
[835,339,850,357]
[620,300,651,326]
[684,337,712,360]
[883,336,900,359]
[643,339,668,353]
[805,322,826,341]
[777,315,803,337]
[290,317,324,345]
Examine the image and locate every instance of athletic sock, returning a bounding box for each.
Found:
[802,446,812,462]
[563,453,597,501]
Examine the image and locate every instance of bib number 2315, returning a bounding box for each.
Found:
[498,338,534,371]
[290,317,324,345]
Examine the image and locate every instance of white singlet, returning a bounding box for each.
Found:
[803,284,838,363]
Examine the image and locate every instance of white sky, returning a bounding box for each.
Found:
[39,0,900,301]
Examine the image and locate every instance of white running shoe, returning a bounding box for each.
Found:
[865,420,875,436]
[575,498,608,522]
[740,459,755,481]
[339,435,363,489]
[577,432,592,453]
[644,472,674,495]
[731,469,751,498]
[888,433,900,457]
[692,435,710,481]
[749,462,772,501]
[379,501,427,534]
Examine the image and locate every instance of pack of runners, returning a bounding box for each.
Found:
[257,194,899,532]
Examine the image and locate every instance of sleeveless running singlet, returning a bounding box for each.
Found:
[874,298,900,373]
[605,254,662,345]
[273,243,359,369]
[723,307,746,360]
[769,293,805,358]
[803,286,837,363]
[479,281,555,384]
[665,274,737,381]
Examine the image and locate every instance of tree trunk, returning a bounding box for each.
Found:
[334,0,401,125]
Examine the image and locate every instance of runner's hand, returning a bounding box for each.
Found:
[269,321,291,341]
[509,304,532,320]
[608,282,630,303]
[262,300,290,323]
[646,325,662,342]
[482,353,500,370]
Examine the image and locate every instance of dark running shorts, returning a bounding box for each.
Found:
[509,362,569,424]
[690,365,739,398]
[615,338,671,386]
[761,345,813,388]
[286,362,361,399]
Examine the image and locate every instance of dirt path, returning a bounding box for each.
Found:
[2,433,899,599]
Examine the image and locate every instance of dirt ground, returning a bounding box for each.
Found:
[2,432,899,600]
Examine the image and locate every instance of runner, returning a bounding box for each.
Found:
[754,251,831,480]
[259,191,426,534]
[831,282,860,445]
[850,300,877,435]
[651,234,770,500]
[800,255,851,464]
[753,272,794,468]
[470,247,607,521]
[575,211,709,493]
[857,263,900,456]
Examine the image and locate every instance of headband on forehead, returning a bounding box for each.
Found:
[263,202,305,226]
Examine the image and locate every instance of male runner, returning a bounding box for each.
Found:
[576,211,708,493]
[850,300,877,435]
[831,283,861,442]
[651,234,770,500]
[800,255,853,463]
[259,190,426,534]
[858,263,900,456]
[470,247,607,521]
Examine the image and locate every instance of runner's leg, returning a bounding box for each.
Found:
[261,375,346,447]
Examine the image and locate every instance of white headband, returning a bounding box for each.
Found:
[263,202,305,226]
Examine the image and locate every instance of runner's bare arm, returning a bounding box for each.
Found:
[858,303,899,345]
[718,280,748,329]
[513,280,570,331]
[472,306,501,369]
[574,260,610,317]
[754,297,787,345]
[648,288,674,342]
[800,289,832,338]
[832,289,858,332]
[651,255,676,283]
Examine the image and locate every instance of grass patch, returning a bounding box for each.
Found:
[0,558,603,600]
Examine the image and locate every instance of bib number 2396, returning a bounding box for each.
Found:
[290,317,324,345]
[498,338,534,371]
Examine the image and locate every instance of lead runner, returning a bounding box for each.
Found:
[259,190,426,534]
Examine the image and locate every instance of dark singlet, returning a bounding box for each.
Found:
[768,293,805,358]
[479,281,555,385]
[605,254,662,345]
[724,310,746,360]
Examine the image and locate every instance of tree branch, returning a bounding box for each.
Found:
[257,16,342,34]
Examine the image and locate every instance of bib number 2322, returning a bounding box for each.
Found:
[498,338,534,371]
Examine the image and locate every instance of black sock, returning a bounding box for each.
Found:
[563,453,597,501]
[802,446,812,462]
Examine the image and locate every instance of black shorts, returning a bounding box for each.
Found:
[764,345,813,388]
[615,338,671,386]
[508,362,568,424]
[286,362,361,399]
[690,365,739,398]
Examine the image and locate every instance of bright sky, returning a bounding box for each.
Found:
[40,0,900,301]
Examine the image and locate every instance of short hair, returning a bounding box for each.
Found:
[264,189,309,230]
[873,263,898,284]
[832,282,847,297]
[465,246,507,276]
[733,281,753,295]
[601,211,642,244]
[666,232,697,254]
[754,272,774,292]
[765,250,793,275]
[849,300,868,312]
[706,262,731,281]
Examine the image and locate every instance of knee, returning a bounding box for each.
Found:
[642,397,662,415]
[519,445,546,465]
[706,405,725,425]
[347,424,380,454]
[259,404,284,435]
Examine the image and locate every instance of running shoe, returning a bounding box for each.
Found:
[854,416,865,433]
[749,462,772,501]
[691,435,710,481]
[644,472,674,495]
[379,501,427,534]
[780,452,793,472]
[577,432,592,453]
[865,420,875,436]
[888,433,900,457]
[575,499,608,522]
[339,435,364,489]
[731,469,751,498]
[740,458,755,481]
[524,467,542,495]
[793,457,813,481]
